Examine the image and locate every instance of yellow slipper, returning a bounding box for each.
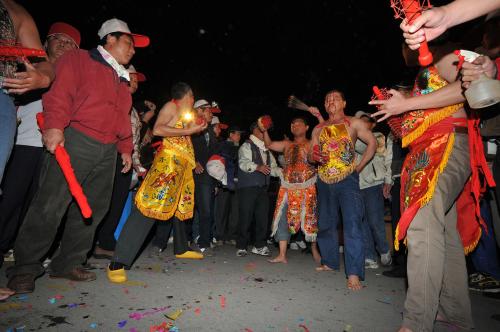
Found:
[107,266,127,283]
[175,251,204,260]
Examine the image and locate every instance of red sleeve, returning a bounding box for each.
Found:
[116,112,133,154]
[42,50,80,131]
[496,57,500,80]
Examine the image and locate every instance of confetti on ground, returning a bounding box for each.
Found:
[129,306,170,321]
[0,303,23,312]
[165,308,183,320]
[376,296,392,305]
[89,323,98,329]
[129,328,138,332]
[194,307,201,315]
[150,321,173,332]
[17,295,29,301]
[220,295,226,309]
[68,303,79,308]
[48,298,56,304]
[299,324,310,332]
[118,320,127,328]
[244,329,253,332]
[344,324,353,332]
[244,262,257,272]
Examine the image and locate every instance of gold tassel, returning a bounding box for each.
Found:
[464,228,482,255]
[418,133,455,207]
[402,105,461,148]
[394,224,400,251]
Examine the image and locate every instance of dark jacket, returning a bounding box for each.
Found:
[192,125,221,184]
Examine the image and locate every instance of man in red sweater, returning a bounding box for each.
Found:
[6,18,149,294]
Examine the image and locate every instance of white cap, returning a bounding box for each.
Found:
[98,18,149,47]
[194,99,210,109]
[211,116,220,125]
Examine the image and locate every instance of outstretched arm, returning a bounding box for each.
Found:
[401,0,500,50]
[263,130,287,152]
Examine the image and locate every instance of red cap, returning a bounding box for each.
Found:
[47,22,81,47]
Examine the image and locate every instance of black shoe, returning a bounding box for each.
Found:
[382,266,407,278]
[7,274,36,294]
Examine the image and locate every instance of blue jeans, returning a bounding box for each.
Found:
[470,198,500,279]
[361,184,389,260]
[274,201,291,242]
[0,91,16,189]
[317,173,365,279]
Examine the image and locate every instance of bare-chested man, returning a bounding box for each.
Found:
[309,90,376,291]
[107,82,207,284]
[263,117,321,264]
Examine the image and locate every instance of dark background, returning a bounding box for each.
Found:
[19,0,483,138]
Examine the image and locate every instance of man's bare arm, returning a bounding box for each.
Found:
[153,102,206,137]
[353,119,376,173]
[263,130,288,153]
[2,0,54,93]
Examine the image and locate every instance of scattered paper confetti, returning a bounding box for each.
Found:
[165,308,183,320]
[343,324,352,332]
[17,295,29,301]
[220,295,226,309]
[194,307,201,316]
[150,321,173,332]
[117,320,127,328]
[376,296,392,305]
[89,323,98,329]
[299,324,310,332]
[48,298,56,304]
[68,303,79,308]
[244,329,253,332]
[244,262,257,271]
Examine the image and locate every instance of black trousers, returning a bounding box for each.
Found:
[8,128,117,277]
[214,188,239,241]
[0,145,43,254]
[195,181,216,249]
[112,203,188,267]
[95,155,132,251]
[236,186,269,250]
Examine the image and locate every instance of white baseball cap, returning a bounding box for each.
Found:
[194,99,210,109]
[98,18,149,47]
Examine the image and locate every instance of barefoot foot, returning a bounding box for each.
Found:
[268,256,288,264]
[347,275,362,291]
[315,264,334,272]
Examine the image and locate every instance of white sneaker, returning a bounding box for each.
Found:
[380,251,392,266]
[296,240,307,249]
[167,236,174,244]
[251,246,270,256]
[236,249,247,257]
[194,235,200,244]
[289,242,299,250]
[365,259,379,269]
[3,249,14,262]
[339,245,344,253]
[42,258,52,268]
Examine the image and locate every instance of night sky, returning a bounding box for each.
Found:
[19,0,479,138]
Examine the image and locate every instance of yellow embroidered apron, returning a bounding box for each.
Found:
[317,123,356,184]
[135,119,196,221]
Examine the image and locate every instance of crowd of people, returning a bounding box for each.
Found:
[1,0,500,331]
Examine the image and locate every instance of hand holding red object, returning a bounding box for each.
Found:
[312,145,327,164]
[391,0,433,66]
[257,115,273,131]
[36,113,92,218]
[371,86,403,137]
